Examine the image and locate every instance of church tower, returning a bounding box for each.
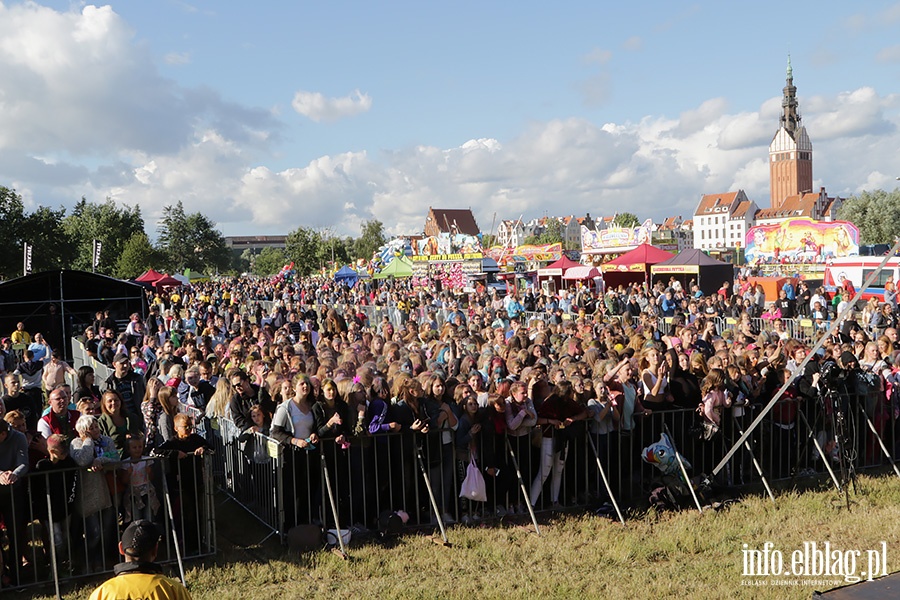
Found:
[769,57,813,209]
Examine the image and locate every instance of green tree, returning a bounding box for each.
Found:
[157,201,231,274]
[62,198,144,274]
[525,218,564,246]
[0,187,27,279]
[612,212,640,228]
[115,232,161,278]
[318,233,353,268]
[157,202,192,271]
[837,189,900,244]
[235,248,255,274]
[354,219,386,261]
[23,205,68,272]
[253,247,288,276]
[285,226,324,276]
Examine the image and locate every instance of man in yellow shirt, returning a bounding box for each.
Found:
[89,520,192,599]
[10,322,31,346]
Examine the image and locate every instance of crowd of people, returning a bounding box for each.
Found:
[1,269,899,587]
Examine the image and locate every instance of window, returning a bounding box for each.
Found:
[863,269,895,288]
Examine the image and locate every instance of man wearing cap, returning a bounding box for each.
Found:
[88,519,192,599]
[105,353,146,418]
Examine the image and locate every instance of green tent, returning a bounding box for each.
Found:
[372,256,414,279]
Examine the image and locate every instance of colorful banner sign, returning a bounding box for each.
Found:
[601,263,647,273]
[415,233,483,258]
[744,218,859,263]
[485,243,562,263]
[653,264,700,274]
[581,219,654,253]
[410,253,483,262]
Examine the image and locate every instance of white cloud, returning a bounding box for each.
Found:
[805,87,896,139]
[876,44,900,64]
[164,51,191,65]
[1,3,899,243]
[291,89,372,123]
[622,36,642,51]
[583,48,612,65]
[0,3,276,158]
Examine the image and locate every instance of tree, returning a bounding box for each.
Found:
[317,233,353,269]
[157,201,231,274]
[354,219,386,261]
[63,198,144,274]
[837,189,900,244]
[612,212,640,228]
[481,234,498,249]
[285,226,324,276]
[253,247,288,276]
[235,248,255,274]
[0,187,27,279]
[525,218,564,246]
[22,205,68,272]
[184,212,231,273]
[115,232,161,279]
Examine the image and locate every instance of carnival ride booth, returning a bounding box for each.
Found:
[651,249,735,296]
[469,258,503,294]
[499,270,535,297]
[537,255,581,296]
[601,243,674,289]
[372,256,414,280]
[0,270,147,362]
[333,265,361,288]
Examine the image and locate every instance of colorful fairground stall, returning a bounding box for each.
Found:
[484,243,564,296]
[403,232,493,292]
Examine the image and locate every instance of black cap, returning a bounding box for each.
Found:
[120,519,160,557]
[113,352,130,364]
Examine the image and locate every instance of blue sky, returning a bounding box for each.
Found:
[1,1,899,238]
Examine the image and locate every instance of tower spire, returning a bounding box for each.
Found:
[769,57,813,209]
[781,55,799,136]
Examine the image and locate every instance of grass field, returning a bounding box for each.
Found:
[30,473,900,599]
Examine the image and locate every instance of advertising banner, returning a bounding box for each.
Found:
[744,218,859,262]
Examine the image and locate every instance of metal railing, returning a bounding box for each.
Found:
[1,453,215,593]
[203,389,897,542]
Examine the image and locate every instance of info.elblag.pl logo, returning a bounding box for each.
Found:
[742,541,889,584]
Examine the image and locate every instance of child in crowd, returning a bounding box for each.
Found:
[120,435,160,523]
[699,368,731,428]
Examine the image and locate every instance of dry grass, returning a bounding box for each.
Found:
[31,474,900,599]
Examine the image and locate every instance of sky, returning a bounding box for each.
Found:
[1,1,899,240]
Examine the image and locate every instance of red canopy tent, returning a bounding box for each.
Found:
[135,269,164,283]
[537,255,581,278]
[152,274,181,289]
[601,243,674,287]
[537,255,582,294]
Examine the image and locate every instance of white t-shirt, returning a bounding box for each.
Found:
[288,401,315,439]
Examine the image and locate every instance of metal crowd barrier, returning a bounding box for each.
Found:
[204,391,897,543]
[208,417,285,542]
[654,316,820,341]
[70,338,114,383]
[1,454,215,593]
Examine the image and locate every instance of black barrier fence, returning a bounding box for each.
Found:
[202,387,898,542]
[0,453,215,593]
